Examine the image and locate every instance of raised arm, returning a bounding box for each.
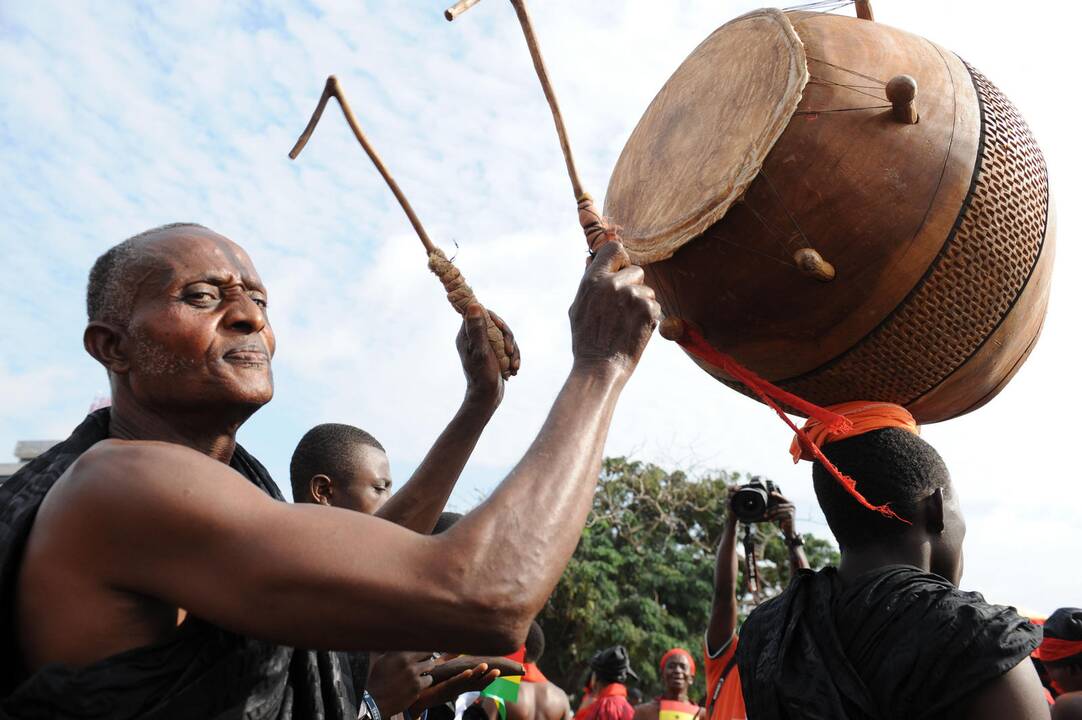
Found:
[377,309,519,533]
[763,492,810,574]
[706,500,740,652]
[51,241,658,657]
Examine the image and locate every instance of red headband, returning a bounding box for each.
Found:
[659,648,695,676]
[1035,637,1082,664]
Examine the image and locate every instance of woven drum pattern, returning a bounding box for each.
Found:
[722,62,1050,408]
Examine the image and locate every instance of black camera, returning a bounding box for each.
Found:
[730,478,780,523]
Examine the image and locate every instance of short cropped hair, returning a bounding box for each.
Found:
[525,620,545,663]
[290,423,386,502]
[812,428,950,548]
[86,222,207,324]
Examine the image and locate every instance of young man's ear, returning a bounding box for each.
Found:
[84,322,131,374]
[310,474,333,506]
[925,487,946,535]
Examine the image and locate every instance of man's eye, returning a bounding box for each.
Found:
[186,291,218,304]
[250,296,268,308]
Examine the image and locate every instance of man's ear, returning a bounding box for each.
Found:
[925,487,946,535]
[310,474,333,506]
[83,321,131,374]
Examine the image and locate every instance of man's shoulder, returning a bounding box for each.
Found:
[42,439,260,538]
[62,439,243,498]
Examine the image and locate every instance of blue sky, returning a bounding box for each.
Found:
[2,0,1079,613]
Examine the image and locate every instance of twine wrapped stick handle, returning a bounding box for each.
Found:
[289,76,513,379]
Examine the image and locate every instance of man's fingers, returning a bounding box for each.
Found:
[464,303,490,350]
[586,240,631,277]
[610,263,646,290]
[488,310,519,369]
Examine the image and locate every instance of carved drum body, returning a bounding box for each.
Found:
[605,9,1053,423]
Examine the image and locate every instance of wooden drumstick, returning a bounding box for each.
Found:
[444,0,617,254]
[289,76,515,379]
[855,1,875,21]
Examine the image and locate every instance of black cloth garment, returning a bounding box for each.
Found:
[0,410,357,720]
[736,564,1040,720]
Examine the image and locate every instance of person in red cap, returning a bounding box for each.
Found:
[632,648,704,720]
[1036,608,1082,718]
[735,402,1048,720]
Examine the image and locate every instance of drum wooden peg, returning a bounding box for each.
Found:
[886,75,919,124]
[855,1,875,21]
[794,248,836,282]
[659,316,688,342]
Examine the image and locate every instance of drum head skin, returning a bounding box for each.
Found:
[605,9,808,264]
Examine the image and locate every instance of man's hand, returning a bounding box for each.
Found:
[458,305,520,409]
[367,651,436,717]
[763,492,797,538]
[409,661,502,714]
[569,241,661,376]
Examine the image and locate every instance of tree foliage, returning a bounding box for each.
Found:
[537,457,838,701]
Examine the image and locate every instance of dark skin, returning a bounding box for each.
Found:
[478,681,572,720]
[1053,692,1082,720]
[632,655,705,720]
[15,227,660,673]
[706,490,809,655]
[304,302,520,530]
[832,484,1048,720]
[1048,663,1082,720]
[302,313,518,715]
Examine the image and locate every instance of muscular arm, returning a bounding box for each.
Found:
[37,242,657,658]
[706,513,739,651]
[377,311,518,533]
[959,660,1051,720]
[375,397,494,533]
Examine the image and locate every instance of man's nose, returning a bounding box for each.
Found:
[222,293,266,335]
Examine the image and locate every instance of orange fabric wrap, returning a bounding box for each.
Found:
[789,402,919,462]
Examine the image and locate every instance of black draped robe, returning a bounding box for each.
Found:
[736,564,1040,720]
[0,410,357,720]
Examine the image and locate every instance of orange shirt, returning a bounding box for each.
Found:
[703,636,745,720]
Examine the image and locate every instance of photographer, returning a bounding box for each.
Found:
[703,485,809,720]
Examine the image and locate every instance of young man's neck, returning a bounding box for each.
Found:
[108,394,252,463]
[837,539,931,584]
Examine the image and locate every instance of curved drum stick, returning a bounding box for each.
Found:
[289,76,514,378]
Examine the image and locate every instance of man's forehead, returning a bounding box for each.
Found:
[139,227,262,283]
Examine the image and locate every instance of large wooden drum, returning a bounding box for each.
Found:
[605,8,1054,423]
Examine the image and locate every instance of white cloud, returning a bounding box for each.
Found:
[1,0,1079,615]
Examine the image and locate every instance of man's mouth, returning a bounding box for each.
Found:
[223,346,269,365]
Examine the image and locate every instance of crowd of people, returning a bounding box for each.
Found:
[0,223,1079,720]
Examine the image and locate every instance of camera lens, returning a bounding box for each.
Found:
[731,487,769,522]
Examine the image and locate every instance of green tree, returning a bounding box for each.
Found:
[537,457,838,701]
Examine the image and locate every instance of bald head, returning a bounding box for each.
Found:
[87,223,209,326]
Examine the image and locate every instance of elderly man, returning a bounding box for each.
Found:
[0,223,659,718]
